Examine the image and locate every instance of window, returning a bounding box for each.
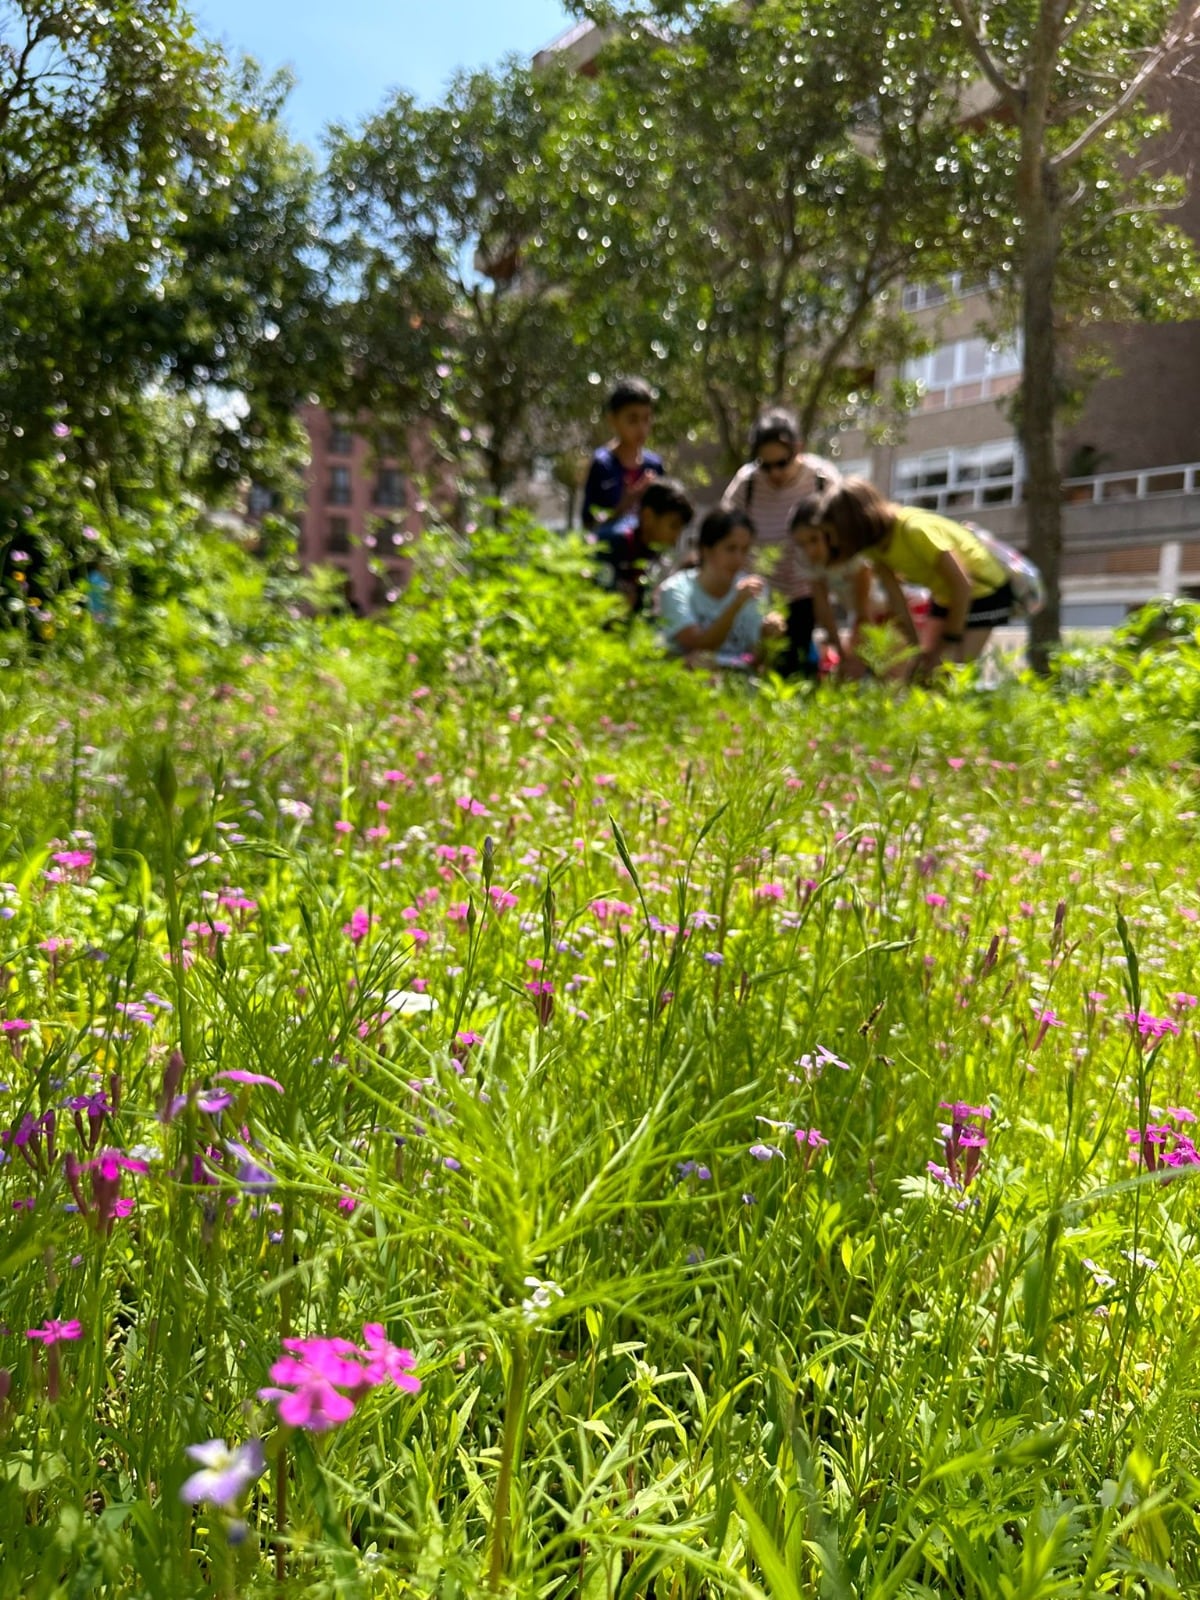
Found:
[328,466,352,506]
[893,440,1021,511]
[327,516,351,554]
[900,272,1000,312]
[902,334,1022,403]
[930,345,957,386]
[247,484,276,517]
[329,423,353,456]
[373,468,406,509]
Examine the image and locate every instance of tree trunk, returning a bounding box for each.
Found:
[1019,163,1063,673]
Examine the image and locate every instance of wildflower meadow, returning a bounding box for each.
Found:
[2,534,1200,1597]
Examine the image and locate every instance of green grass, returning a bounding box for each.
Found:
[0,601,1199,1599]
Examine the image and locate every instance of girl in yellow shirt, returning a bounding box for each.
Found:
[790,479,1014,674]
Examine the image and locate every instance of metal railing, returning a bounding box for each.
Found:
[897,461,1200,517]
[1061,462,1200,504]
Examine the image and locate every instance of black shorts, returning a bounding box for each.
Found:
[931,581,1014,630]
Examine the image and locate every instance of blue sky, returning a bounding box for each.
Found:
[194,0,575,150]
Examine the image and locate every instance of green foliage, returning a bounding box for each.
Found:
[0,6,328,531]
[1113,597,1200,655]
[537,3,977,467]
[0,529,1199,1595]
[324,62,597,496]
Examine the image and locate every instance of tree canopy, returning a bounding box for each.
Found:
[0,3,328,526]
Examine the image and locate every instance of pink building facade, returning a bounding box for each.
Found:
[296,402,424,613]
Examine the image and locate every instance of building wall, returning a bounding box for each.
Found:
[831,61,1200,493]
[298,402,424,613]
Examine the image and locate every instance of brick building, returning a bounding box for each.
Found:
[294,402,427,613]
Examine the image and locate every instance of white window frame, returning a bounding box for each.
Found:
[902,333,1023,403]
[892,439,1023,512]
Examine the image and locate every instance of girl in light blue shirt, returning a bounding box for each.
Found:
[658,508,775,667]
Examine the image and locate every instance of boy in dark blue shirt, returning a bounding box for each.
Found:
[595,477,694,613]
[582,377,665,531]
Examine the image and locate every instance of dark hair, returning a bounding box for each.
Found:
[788,494,825,534]
[696,506,754,552]
[607,377,655,415]
[814,477,894,560]
[640,476,694,526]
[749,406,799,458]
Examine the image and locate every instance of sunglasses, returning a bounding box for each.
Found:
[756,455,793,473]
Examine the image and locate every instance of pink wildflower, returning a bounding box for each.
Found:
[342,907,373,945]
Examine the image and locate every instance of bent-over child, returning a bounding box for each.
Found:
[789,479,1014,675]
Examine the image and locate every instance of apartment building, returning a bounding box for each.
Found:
[293,402,425,613]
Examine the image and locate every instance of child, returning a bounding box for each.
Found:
[720,408,839,677]
[788,494,875,677]
[790,479,1014,674]
[582,378,665,531]
[595,477,694,612]
[658,507,776,669]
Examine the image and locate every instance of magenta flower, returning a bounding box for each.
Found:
[259,1372,357,1431]
[258,1323,421,1432]
[342,907,373,944]
[50,849,93,873]
[1032,1008,1064,1050]
[795,1128,829,1150]
[488,888,518,912]
[931,1102,991,1191]
[27,1319,82,1345]
[214,1070,285,1093]
[180,1438,265,1508]
[88,1149,149,1180]
[925,892,948,908]
[1121,1009,1180,1042]
[1128,1120,1200,1175]
[194,1089,234,1114]
[526,979,555,1026]
[26,1317,81,1401]
[65,1148,145,1233]
[754,884,786,902]
[360,1325,421,1391]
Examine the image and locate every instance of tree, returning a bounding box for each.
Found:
[0,4,328,524]
[930,0,1200,666]
[325,63,598,500]
[541,3,985,472]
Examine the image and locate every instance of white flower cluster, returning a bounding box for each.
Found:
[520,1276,564,1323]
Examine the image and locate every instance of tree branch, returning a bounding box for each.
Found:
[943,0,1021,110]
[1052,8,1200,171]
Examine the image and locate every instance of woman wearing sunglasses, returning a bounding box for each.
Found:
[719,407,840,676]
